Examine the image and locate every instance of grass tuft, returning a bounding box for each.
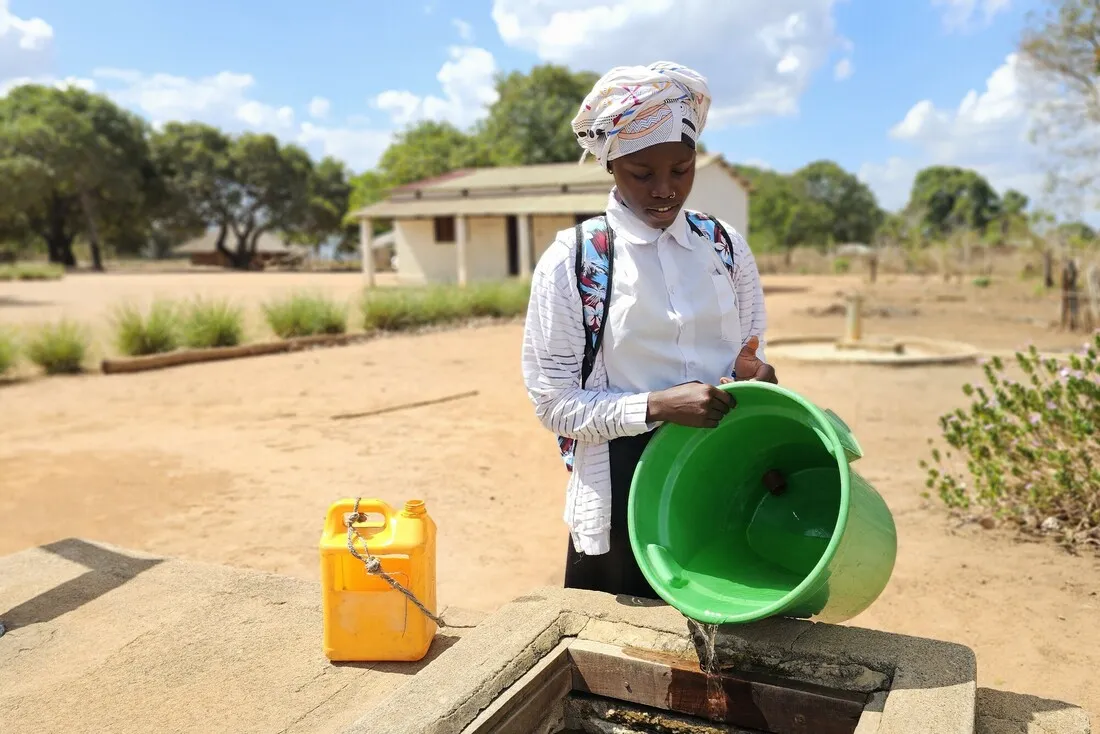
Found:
[0,262,65,281]
[25,320,89,375]
[112,300,180,356]
[181,298,246,348]
[361,280,530,332]
[0,330,18,376]
[262,292,348,338]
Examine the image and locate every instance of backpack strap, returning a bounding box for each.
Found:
[686,210,736,279]
[557,215,614,472]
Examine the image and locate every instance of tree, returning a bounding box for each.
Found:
[476,64,600,166]
[1019,0,1100,206]
[0,84,159,269]
[376,120,479,187]
[290,156,354,250]
[791,160,884,244]
[152,123,314,269]
[906,166,1001,238]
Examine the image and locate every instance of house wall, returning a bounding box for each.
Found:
[394,216,513,284]
[685,165,750,242]
[531,215,577,265]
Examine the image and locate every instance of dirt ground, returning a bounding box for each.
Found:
[1,269,1098,722]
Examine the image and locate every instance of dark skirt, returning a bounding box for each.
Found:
[563,430,660,600]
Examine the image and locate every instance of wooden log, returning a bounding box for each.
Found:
[101,332,373,375]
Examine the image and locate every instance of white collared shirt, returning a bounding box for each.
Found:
[521,189,767,555]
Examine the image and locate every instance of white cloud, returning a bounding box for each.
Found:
[297,122,393,170]
[308,96,331,119]
[92,68,298,133]
[834,58,853,81]
[859,53,1047,211]
[931,0,1011,33]
[0,0,54,82]
[373,46,498,128]
[453,18,474,41]
[490,0,843,127]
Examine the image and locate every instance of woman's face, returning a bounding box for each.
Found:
[610,141,696,229]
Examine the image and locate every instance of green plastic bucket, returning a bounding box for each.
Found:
[627,381,897,625]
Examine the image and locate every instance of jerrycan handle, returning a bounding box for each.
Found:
[323,498,395,538]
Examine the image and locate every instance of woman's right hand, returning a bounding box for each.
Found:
[647,382,734,428]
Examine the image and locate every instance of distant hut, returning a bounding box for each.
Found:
[174,231,310,269]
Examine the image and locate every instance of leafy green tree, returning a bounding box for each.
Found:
[290,156,354,249]
[376,120,478,187]
[906,166,1001,238]
[791,160,883,243]
[0,84,160,269]
[152,124,314,269]
[476,64,600,165]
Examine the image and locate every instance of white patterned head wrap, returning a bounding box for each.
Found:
[572,61,711,169]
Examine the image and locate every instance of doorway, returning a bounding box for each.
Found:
[506,215,520,276]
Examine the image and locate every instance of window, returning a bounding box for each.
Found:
[434,216,456,243]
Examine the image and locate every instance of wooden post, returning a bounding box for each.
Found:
[518,214,533,277]
[456,215,469,287]
[845,293,864,343]
[360,218,375,288]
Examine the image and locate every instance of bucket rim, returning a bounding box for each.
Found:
[627,381,852,624]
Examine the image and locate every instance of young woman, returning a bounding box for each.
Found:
[521,61,777,600]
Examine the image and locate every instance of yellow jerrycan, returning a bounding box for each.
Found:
[319,497,439,662]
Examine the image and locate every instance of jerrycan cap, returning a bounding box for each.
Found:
[401,500,427,517]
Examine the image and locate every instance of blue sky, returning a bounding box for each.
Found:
[1,0,1053,213]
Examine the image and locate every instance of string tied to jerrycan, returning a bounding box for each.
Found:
[627,381,898,626]
[320,497,442,663]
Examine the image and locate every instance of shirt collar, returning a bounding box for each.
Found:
[605,188,693,250]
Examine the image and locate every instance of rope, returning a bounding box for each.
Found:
[345,498,446,628]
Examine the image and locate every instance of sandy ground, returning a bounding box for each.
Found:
[2,270,1098,723]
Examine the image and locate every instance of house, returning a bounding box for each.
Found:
[350,154,752,286]
[174,231,311,269]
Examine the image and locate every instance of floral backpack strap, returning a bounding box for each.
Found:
[685,210,735,279]
[557,215,615,472]
[686,211,739,378]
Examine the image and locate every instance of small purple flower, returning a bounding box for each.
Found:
[1029,413,1041,425]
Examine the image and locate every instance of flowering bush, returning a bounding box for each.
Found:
[921,331,1100,548]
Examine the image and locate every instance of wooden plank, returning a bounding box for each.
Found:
[462,641,573,734]
[568,639,868,734]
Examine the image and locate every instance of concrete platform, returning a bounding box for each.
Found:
[0,541,1089,733]
[0,539,480,734]
[355,587,1091,734]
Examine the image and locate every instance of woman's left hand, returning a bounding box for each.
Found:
[722,335,778,384]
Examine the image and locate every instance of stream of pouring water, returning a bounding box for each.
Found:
[690,619,727,721]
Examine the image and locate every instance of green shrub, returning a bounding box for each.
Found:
[0,262,65,281]
[920,334,1100,546]
[0,330,17,376]
[361,280,530,332]
[181,298,245,348]
[832,257,851,274]
[262,292,347,338]
[25,320,89,374]
[112,301,180,356]
[972,276,992,288]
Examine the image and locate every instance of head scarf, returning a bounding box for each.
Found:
[572,61,711,169]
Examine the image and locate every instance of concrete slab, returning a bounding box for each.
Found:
[975,688,1092,734]
[354,586,987,734]
[0,539,476,734]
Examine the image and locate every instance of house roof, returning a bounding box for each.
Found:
[356,192,610,219]
[352,154,752,220]
[174,231,304,255]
